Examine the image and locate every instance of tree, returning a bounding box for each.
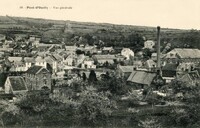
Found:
[127,33,144,50]
[103,61,109,68]
[0,100,23,127]
[88,70,97,82]
[143,48,152,60]
[76,49,84,55]
[97,76,129,95]
[82,72,87,81]
[78,90,116,126]
[83,34,94,46]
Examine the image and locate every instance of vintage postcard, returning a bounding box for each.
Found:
[0,0,200,127]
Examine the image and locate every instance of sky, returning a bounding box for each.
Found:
[1,0,200,29]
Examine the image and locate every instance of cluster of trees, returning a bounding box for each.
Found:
[1,75,200,127]
[161,30,200,49]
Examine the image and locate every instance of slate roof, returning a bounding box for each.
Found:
[127,70,157,85]
[26,66,49,74]
[8,76,27,91]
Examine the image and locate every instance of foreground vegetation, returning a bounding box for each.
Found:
[1,76,200,128]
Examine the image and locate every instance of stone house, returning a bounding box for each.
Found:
[25,66,52,90]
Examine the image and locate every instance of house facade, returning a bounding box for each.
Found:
[63,54,77,66]
[164,48,200,64]
[93,55,116,66]
[144,59,156,72]
[102,47,114,54]
[81,57,96,69]
[8,57,34,72]
[162,63,178,83]
[144,40,155,49]
[163,48,200,74]
[35,56,47,68]
[25,66,52,90]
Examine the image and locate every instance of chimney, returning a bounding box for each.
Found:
[156,26,162,76]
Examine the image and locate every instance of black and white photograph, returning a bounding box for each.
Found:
[0,0,200,127]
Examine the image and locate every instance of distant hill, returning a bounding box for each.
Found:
[0,15,199,50]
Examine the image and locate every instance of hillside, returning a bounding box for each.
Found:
[0,15,199,50]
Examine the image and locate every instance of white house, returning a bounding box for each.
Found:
[121,48,134,60]
[81,57,96,69]
[77,54,85,65]
[8,57,34,72]
[102,47,114,53]
[35,56,47,68]
[63,54,76,66]
[24,57,35,70]
[144,40,155,49]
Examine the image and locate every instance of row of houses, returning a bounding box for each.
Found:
[4,65,52,95]
[116,48,200,88]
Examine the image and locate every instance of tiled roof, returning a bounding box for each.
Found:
[8,57,22,62]
[169,48,200,58]
[127,70,157,85]
[26,66,48,74]
[119,66,134,73]
[65,46,77,50]
[93,55,116,60]
[24,57,35,63]
[45,56,55,63]
[52,54,63,61]
[35,56,46,62]
[8,76,27,91]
